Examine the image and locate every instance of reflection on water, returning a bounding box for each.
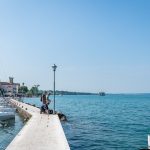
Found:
[0,118,15,128]
[0,113,24,150]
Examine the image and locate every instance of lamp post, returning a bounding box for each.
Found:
[52,64,57,114]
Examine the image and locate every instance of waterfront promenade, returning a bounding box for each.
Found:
[6,99,70,150]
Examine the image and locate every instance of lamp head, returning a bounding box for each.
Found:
[52,64,57,71]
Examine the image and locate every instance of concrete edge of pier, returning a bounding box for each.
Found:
[5,99,70,150]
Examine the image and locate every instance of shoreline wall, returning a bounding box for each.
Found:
[11,101,32,120]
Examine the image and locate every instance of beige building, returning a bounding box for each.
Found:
[0,77,20,96]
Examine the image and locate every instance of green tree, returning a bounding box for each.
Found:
[18,86,29,94]
[29,85,39,96]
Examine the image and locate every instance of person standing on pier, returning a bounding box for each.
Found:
[40,91,52,114]
[46,92,51,110]
[40,91,48,114]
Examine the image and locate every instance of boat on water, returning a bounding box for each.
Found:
[99,92,106,96]
[0,98,15,121]
[0,107,16,112]
[0,111,15,121]
[0,106,15,121]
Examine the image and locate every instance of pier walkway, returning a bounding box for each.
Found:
[6,99,70,150]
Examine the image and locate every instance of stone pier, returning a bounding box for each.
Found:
[6,99,70,150]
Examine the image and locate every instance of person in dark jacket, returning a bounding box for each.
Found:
[40,92,48,114]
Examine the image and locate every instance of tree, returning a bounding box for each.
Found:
[18,86,29,94]
[29,85,40,96]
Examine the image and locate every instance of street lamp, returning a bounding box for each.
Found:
[52,64,57,114]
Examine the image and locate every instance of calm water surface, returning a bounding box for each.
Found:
[1,94,150,150]
[23,94,150,150]
[0,113,24,150]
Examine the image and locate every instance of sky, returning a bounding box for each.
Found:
[0,0,150,93]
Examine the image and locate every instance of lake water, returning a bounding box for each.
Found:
[1,94,150,150]
[0,113,24,150]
